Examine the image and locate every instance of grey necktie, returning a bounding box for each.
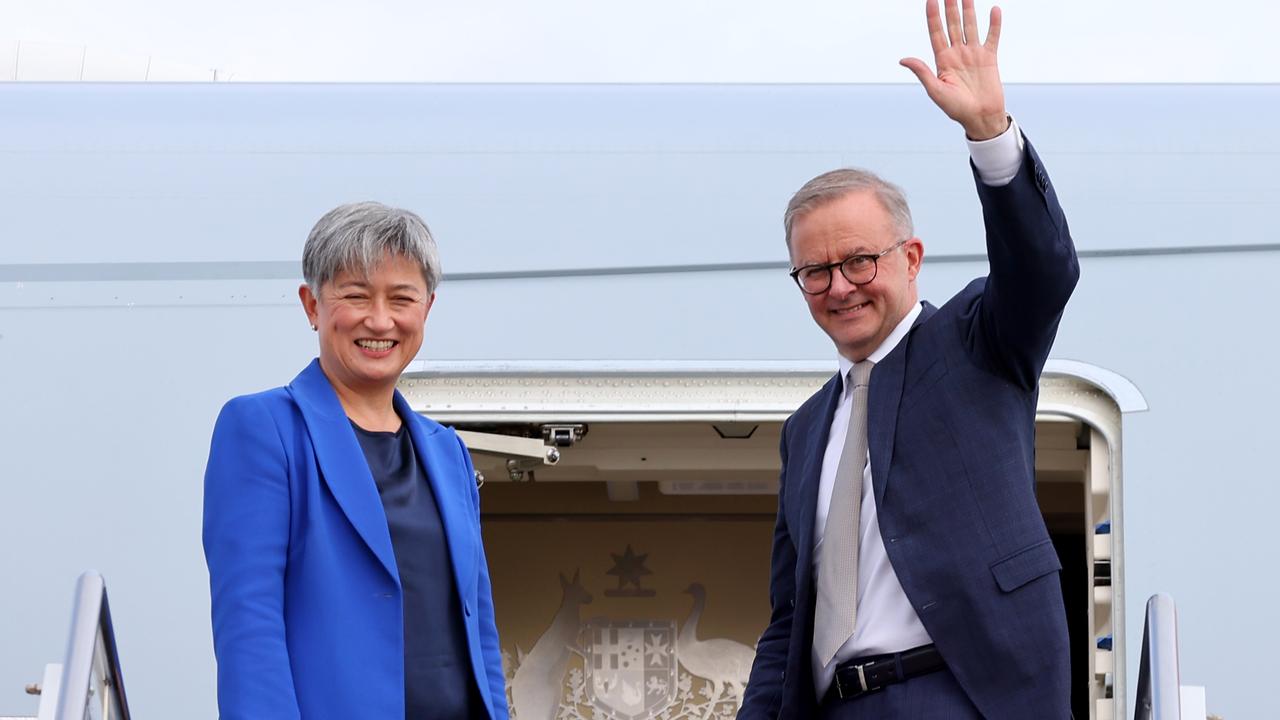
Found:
[814,360,874,667]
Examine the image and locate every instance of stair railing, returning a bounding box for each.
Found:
[1133,592,1180,720]
[52,571,130,720]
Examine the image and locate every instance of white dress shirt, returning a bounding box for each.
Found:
[811,117,1026,697]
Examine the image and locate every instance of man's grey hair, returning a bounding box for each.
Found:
[302,201,443,294]
[783,168,914,249]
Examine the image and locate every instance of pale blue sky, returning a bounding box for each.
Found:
[2,0,1274,82]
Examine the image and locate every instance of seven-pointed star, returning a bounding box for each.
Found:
[606,544,653,590]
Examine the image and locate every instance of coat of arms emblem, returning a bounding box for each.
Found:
[585,619,677,720]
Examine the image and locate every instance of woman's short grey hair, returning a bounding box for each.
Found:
[783,168,914,249]
[302,201,442,294]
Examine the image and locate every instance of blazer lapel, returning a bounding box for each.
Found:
[790,373,844,560]
[395,392,478,600]
[868,302,937,507]
[287,359,399,583]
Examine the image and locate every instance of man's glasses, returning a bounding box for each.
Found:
[789,240,907,295]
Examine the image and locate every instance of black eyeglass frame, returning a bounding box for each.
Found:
[788,239,908,295]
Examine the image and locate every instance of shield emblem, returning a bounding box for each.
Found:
[585,619,677,720]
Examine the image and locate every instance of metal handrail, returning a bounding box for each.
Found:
[1134,593,1180,720]
[53,571,130,720]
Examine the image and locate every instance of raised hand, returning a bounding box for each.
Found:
[900,0,1008,140]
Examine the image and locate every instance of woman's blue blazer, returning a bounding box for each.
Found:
[202,359,509,719]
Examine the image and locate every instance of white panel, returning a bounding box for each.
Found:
[0,40,17,82]
[14,42,84,81]
[144,58,216,82]
[1180,686,1207,719]
[79,47,151,82]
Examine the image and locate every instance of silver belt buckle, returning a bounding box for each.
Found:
[834,660,877,700]
[856,662,870,693]
[836,662,870,699]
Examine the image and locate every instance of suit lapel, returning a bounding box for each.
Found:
[394,392,477,599]
[790,373,844,560]
[865,299,936,507]
[287,359,399,583]
[868,302,937,507]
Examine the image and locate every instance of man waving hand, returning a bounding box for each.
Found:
[739,1,1077,717]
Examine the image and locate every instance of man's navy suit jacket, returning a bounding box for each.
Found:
[740,137,1079,719]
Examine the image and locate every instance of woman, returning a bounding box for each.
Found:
[203,202,508,719]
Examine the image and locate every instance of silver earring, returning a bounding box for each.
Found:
[310,324,317,331]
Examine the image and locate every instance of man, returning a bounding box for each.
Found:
[738,1,1077,718]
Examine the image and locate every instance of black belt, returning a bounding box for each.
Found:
[823,644,946,704]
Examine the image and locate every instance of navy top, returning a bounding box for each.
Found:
[351,419,481,719]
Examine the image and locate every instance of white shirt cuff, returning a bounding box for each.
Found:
[967,115,1024,187]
